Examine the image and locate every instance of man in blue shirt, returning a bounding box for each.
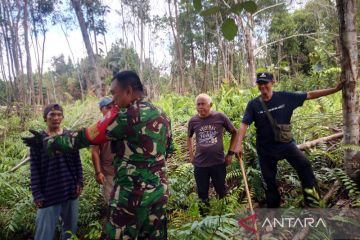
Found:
[237,72,344,207]
[29,104,83,240]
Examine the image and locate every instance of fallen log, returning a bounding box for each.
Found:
[297,132,343,150]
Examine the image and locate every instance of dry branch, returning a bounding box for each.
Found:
[297,132,343,150]
[8,157,30,173]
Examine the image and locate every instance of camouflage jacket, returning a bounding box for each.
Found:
[48,97,173,206]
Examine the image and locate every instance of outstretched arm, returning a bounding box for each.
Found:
[23,106,119,153]
[306,80,345,100]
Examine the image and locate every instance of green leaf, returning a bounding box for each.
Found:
[200,6,221,16]
[231,1,257,15]
[221,18,238,41]
[193,0,202,12]
[242,1,257,14]
[230,3,244,14]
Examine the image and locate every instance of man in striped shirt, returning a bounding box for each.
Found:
[29,103,83,240]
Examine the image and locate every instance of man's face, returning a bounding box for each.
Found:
[196,97,212,117]
[257,81,274,97]
[100,104,112,116]
[45,110,63,129]
[110,80,130,108]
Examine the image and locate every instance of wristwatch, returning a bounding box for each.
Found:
[227,150,235,156]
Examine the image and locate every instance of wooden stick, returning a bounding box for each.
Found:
[237,153,260,240]
[8,157,30,173]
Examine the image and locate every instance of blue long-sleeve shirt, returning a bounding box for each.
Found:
[29,129,83,208]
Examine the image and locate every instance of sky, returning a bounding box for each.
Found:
[36,0,307,74]
[40,0,171,73]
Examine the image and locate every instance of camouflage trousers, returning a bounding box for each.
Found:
[104,193,167,239]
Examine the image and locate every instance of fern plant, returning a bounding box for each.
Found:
[168,213,239,240]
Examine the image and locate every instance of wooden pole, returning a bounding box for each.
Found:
[237,153,259,240]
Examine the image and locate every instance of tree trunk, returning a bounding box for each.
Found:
[168,0,184,93]
[244,13,256,86]
[60,24,84,101]
[216,14,229,83]
[186,3,197,93]
[4,0,22,101]
[173,0,185,92]
[120,1,129,69]
[91,14,99,56]
[139,12,144,80]
[39,29,46,105]
[71,0,102,97]
[23,0,35,106]
[0,3,14,96]
[336,0,360,182]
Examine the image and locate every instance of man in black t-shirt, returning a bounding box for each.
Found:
[237,72,344,207]
[187,93,237,206]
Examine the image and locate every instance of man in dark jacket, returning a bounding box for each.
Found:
[29,103,83,240]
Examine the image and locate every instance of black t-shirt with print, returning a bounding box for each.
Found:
[188,111,236,167]
[242,91,307,155]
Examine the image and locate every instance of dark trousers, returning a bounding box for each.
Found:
[258,143,316,208]
[194,163,226,202]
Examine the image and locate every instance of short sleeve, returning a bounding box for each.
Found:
[283,91,307,109]
[242,101,255,125]
[221,113,236,133]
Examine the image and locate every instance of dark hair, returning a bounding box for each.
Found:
[43,103,63,119]
[112,70,144,92]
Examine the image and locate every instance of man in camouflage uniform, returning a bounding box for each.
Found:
[23,71,173,239]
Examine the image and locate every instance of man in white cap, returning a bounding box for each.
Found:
[91,97,115,204]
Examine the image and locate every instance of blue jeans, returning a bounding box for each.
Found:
[34,198,79,240]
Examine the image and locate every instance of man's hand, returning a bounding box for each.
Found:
[335,80,346,91]
[34,200,43,208]
[225,154,232,166]
[76,185,83,197]
[234,144,243,159]
[96,172,105,185]
[22,129,43,148]
[189,156,194,164]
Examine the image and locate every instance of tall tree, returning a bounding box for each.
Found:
[2,0,24,102]
[168,0,185,93]
[23,0,35,106]
[336,0,359,182]
[122,0,150,80]
[30,0,55,105]
[71,0,102,97]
